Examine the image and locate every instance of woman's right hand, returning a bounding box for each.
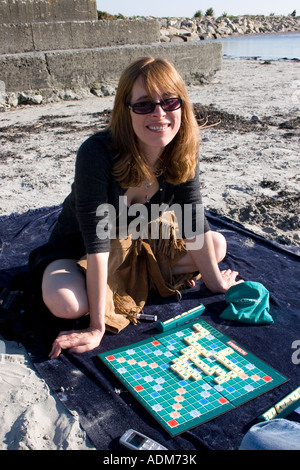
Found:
[49,326,105,360]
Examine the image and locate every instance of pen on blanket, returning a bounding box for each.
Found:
[137,313,158,321]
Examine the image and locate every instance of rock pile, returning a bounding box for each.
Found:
[159,15,300,41]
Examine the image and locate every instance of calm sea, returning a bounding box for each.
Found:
[213,33,300,60]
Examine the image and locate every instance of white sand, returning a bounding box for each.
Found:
[0,58,299,450]
[0,339,95,449]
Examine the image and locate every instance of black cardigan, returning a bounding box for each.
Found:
[50,130,210,254]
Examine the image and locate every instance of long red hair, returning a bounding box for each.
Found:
[108,57,200,187]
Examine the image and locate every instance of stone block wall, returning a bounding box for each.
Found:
[0,0,97,23]
[1,42,222,94]
[0,18,161,54]
[0,0,223,102]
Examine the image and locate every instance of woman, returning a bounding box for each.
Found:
[31,57,241,359]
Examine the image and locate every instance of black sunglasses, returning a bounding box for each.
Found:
[128,97,183,115]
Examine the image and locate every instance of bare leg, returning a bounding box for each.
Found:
[172,231,241,293]
[42,259,89,319]
[172,231,227,276]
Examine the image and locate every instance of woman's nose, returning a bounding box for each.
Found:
[151,103,167,116]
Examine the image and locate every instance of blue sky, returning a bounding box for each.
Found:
[95,1,297,18]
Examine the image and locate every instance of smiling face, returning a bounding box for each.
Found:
[129,76,182,164]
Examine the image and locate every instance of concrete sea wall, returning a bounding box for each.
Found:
[0,1,223,106]
[1,41,222,96]
[0,18,161,54]
[0,0,97,23]
[1,1,298,107]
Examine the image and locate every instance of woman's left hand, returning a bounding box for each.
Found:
[219,269,244,293]
[49,326,105,360]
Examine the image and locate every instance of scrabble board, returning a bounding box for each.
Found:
[98,319,287,436]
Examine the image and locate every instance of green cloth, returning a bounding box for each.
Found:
[220,281,273,325]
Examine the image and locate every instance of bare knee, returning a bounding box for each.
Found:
[42,289,88,319]
[212,231,227,263]
[172,231,227,276]
[42,259,89,319]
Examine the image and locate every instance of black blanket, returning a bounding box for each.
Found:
[0,206,299,450]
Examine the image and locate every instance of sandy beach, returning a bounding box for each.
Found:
[0,57,299,450]
[1,58,299,245]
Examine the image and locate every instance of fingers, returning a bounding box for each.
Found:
[48,328,104,360]
[48,330,83,360]
[218,269,244,294]
[221,269,244,281]
[49,341,62,360]
[221,269,239,277]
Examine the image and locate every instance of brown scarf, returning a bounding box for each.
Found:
[78,212,200,333]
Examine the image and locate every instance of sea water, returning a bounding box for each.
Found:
[212,33,300,60]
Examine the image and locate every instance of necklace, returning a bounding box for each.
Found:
[144,179,153,203]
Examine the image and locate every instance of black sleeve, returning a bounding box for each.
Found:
[74,133,113,253]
